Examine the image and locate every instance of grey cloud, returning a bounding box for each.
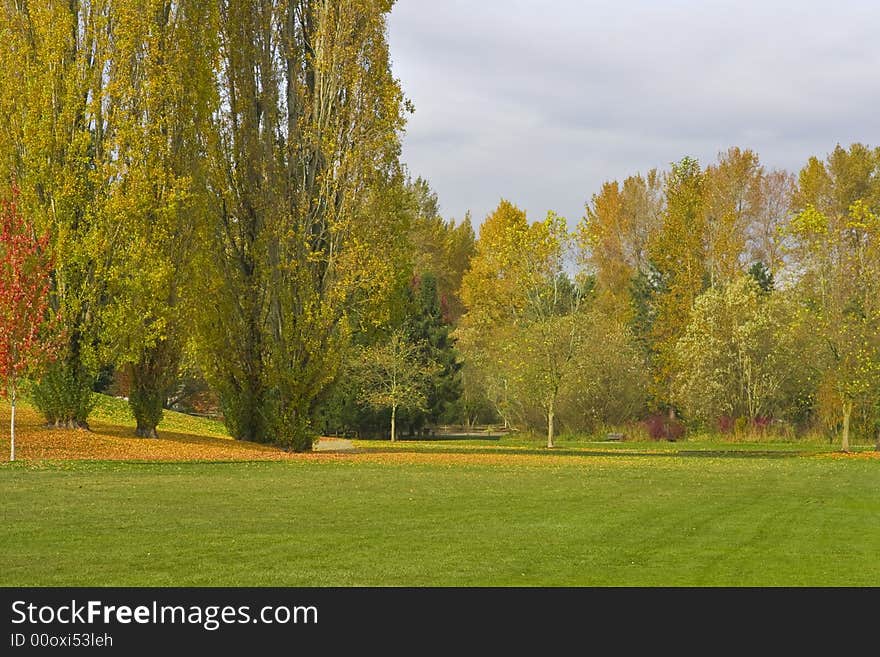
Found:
[389,0,880,227]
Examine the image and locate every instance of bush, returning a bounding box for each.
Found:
[644,414,686,441]
[753,416,772,431]
[717,415,734,434]
[31,361,96,429]
[619,422,650,442]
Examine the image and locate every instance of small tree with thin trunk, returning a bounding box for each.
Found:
[358,331,438,442]
[458,203,586,448]
[516,213,586,448]
[0,187,58,461]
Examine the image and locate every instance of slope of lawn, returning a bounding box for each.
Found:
[90,394,230,438]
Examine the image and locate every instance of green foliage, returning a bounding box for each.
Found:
[674,276,797,425]
[627,261,666,362]
[747,261,774,292]
[1,1,112,427]
[400,273,462,430]
[355,330,441,441]
[31,360,96,428]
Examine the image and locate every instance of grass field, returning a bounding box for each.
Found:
[2,396,879,586]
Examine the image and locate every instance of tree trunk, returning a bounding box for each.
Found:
[129,378,163,439]
[390,405,396,442]
[547,401,555,449]
[128,342,179,440]
[841,401,852,453]
[51,418,91,430]
[10,385,15,462]
[135,422,159,439]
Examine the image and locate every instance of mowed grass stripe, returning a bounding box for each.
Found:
[2,456,878,586]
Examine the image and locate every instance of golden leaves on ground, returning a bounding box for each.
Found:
[0,403,303,462]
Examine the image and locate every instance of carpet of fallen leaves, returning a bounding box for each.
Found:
[0,403,311,462]
[345,450,659,469]
[0,399,638,466]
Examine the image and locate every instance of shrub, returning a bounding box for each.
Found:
[717,415,734,434]
[644,414,686,441]
[753,416,772,431]
[31,361,96,429]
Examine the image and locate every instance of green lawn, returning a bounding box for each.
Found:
[3,452,878,586]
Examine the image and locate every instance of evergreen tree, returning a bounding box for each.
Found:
[748,261,775,293]
[401,273,462,433]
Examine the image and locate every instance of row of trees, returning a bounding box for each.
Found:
[0,0,418,450]
[1,6,877,451]
[455,145,880,449]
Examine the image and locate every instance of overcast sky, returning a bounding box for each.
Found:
[387,0,880,229]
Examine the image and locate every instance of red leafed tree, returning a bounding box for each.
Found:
[0,186,58,461]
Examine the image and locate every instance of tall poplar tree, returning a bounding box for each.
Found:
[200,0,407,450]
[0,0,113,428]
[647,157,707,413]
[579,170,663,318]
[702,147,761,288]
[100,0,217,437]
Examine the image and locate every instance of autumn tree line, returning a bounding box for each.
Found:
[1,2,878,452]
[458,145,880,451]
